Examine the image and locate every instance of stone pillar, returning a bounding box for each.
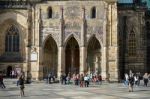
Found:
[57,7,65,79]
[101,3,108,80]
[80,47,87,74]
[38,47,43,80]
[30,6,42,80]
[57,47,65,79]
[80,7,86,74]
[30,62,38,80]
[107,2,119,81]
[94,56,100,74]
[71,48,74,72]
[26,7,32,79]
[30,47,40,80]
[101,47,107,80]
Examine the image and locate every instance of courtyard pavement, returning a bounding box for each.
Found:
[0,79,150,99]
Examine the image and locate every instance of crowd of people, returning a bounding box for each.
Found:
[60,73,102,87]
[1,70,150,98]
[123,72,150,92]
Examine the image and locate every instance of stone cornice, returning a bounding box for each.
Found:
[104,0,117,3]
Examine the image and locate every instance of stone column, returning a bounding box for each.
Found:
[80,47,87,74]
[71,48,74,73]
[30,47,40,80]
[30,6,42,80]
[57,47,65,79]
[80,7,86,74]
[94,56,99,73]
[101,47,107,80]
[101,3,108,80]
[26,6,32,79]
[107,2,119,81]
[38,47,43,80]
[57,7,65,78]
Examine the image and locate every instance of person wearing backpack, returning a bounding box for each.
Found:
[19,75,25,97]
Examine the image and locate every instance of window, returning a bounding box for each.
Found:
[128,30,136,56]
[91,7,96,18]
[48,7,52,18]
[5,25,20,52]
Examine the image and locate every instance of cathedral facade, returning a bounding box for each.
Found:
[118,0,149,79]
[0,0,149,81]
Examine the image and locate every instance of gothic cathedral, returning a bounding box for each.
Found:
[0,0,149,81]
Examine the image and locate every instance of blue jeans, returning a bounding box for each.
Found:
[17,80,20,86]
[124,80,128,86]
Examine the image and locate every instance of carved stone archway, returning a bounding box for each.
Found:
[65,37,80,75]
[87,36,101,75]
[43,36,58,78]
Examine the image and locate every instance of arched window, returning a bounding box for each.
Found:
[128,29,136,56]
[48,7,52,18]
[91,7,96,18]
[5,25,20,52]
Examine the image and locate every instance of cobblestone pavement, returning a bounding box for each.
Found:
[0,79,150,99]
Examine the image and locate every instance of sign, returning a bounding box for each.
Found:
[31,51,38,61]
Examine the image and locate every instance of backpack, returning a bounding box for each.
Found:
[19,78,24,85]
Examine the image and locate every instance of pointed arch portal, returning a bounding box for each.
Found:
[87,36,101,74]
[65,37,80,75]
[43,36,58,78]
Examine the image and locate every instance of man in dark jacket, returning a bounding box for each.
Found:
[0,73,6,88]
[128,74,134,92]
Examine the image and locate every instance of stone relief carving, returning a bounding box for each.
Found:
[42,21,60,31]
[64,19,81,42]
[64,33,81,46]
[64,6,80,19]
[87,25,103,42]
[65,31,80,38]
[65,21,81,30]
[42,32,59,47]
[41,21,60,46]
[53,12,59,19]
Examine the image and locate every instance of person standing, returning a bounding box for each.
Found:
[60,74,64,85]
[124,73,129,87]
[143,73,149,87]
[98,74,102,85]
[128,74,134,92]
[84,74,89,87]
[134,74,138,87]
[66,73,71,84]
[80,74,84,87]
[0,73,6,88]
[19,75,25,97]
[48,72,52,84]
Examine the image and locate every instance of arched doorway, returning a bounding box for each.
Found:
[87,36,101,75]
[65,37,80,75]
[43,36,58,78]
[7,66,12,77]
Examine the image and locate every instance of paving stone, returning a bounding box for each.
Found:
[0,79,150,99]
